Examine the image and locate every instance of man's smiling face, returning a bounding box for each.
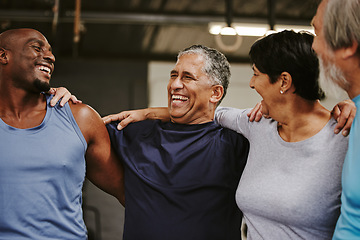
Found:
[3,29,55,93]
[167,54,215,124]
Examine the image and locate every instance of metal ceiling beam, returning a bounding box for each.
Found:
[267,0,276,30]
[225,0,233,27]
[0,10,311,26]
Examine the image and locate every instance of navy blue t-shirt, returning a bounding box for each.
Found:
[107,120,249,240]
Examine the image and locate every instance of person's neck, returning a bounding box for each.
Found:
[275,100,331,142]
[346,68,360,99]
[170,111,215,125]
[0,87,47,128]
[171,117,214,125]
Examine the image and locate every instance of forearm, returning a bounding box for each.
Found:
[144,107,170,122]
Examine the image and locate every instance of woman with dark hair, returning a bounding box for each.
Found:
[249,30,324,101]
[215,30,348,239]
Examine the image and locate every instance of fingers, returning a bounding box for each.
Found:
[336,109,356,137]
[102,114,124,125]
[102,110,146,130]
[117,117,133,130]
[248,103,263,122]
[247,103,261,122]
[331,105,341,127]
[49,87,81,107]
[102,116,112,125]
[68,95,82,105]
[114,112,137,130]
[254,107,263,122]
[332,100,356,136]
[50,87,71,107]
[58,92,72,107]
[341,120,353,137]
[48,88,56,95]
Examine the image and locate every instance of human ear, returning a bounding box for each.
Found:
[210,85,224,104]
[279,72,292,94]
[341,40,358,60]
[0,48,9,65]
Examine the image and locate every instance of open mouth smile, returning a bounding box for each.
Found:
[172,95,189,102]
[37,65,52,77]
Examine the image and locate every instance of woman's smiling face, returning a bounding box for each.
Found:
[249,65,281,118]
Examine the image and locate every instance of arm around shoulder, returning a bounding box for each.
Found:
[102,107,170,130]
[215,107,250,134]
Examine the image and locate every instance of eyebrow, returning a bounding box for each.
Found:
[183,71,195,77]
[170,70,196,77]
[170,69,198,81]
[26,38,53,52]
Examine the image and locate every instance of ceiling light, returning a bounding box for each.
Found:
[220,26,237,35]
[234,24,269,36]
[209,22,315,37]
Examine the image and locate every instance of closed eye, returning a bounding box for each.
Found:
[183,75,194,80]
[32,45,41,52]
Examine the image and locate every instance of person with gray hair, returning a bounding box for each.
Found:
[178,45,230,105]
[104,44,249,239]
[312,0,360,239]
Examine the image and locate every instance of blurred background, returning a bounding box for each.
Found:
[0,0,348,239]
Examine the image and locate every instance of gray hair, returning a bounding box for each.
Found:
[177,45,231,105]
[324,0,360,55]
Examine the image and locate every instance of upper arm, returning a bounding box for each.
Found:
[215,107,251,136]
[70,103,125,205]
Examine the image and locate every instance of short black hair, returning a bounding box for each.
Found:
[249,30,325,101]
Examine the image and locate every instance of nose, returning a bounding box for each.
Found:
[249,76,255,89]
[169,76,183,90]
[44,49,55,63]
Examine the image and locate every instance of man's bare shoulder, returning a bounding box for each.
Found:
[68,102,100,120]
[68,102,104,142]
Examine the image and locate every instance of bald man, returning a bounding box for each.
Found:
[0,28,124,239]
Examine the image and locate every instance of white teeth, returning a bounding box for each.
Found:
[172,95,188,101]
[39,66,50,74]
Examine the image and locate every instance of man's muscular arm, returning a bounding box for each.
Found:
[70,102,125,206]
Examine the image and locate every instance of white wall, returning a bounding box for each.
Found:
[148,61,348,111]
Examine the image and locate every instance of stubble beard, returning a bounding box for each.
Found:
[34,78,51,93]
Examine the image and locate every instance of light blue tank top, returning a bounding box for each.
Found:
[0,95,87,240]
